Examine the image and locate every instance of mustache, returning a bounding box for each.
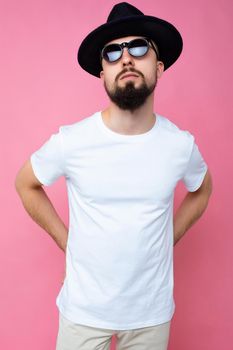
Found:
[116,68,143,81]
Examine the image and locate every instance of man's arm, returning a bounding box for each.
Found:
[15,159,68,253]
[173,169,213,246]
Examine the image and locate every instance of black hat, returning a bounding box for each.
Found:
[77,2,183,78]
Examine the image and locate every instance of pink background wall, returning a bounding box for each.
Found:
[1,0,232,349]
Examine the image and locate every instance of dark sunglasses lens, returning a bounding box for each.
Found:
[102,44,122,62]
[129,39,149,57]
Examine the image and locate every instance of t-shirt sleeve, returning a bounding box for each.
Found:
[182,134,208,192]
[30,126,66,186]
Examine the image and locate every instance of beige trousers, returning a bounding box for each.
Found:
[56,312,171,350]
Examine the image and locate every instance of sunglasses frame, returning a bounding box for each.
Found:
[100,37,160,64]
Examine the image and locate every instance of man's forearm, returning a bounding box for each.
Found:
[16,186,68,252]
[173,190,211,246]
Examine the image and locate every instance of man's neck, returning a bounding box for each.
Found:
[101,97,156,136]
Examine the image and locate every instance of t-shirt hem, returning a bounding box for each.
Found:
[56,302,175,330]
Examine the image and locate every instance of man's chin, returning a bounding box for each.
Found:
[104,78,157,111]
[117,80,141,90]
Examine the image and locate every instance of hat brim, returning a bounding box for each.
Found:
[77,15,183,78]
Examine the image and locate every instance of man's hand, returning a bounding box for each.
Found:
[61,265,66,284]
[61,253,66,285]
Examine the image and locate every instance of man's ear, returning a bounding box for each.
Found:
[100,70,104,80]
[157,61,164,79]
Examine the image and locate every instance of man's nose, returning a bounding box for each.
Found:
[121,47,134,66]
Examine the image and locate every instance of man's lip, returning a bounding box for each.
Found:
[120,73,139,80]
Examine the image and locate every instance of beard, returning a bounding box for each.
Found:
[104,76,157,112]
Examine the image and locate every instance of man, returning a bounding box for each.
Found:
[15,2,212,350]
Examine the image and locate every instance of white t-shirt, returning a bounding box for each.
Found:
[30,111,208,330]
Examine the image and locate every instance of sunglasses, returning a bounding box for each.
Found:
[100,37,160,64]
